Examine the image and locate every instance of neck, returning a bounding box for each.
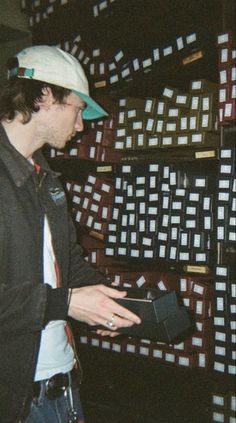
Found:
[1,115,42,159]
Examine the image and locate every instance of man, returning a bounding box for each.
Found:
[0,45,141,423]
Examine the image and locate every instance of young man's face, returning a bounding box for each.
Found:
[36,91,86,150]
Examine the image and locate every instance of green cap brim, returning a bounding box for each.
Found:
[73,90,108,120]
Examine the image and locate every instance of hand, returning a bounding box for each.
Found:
[68,284,141,331]
[96,329,121,337]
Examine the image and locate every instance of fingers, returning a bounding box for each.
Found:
[107,301,141,326]
[96,285,141,325]
[97,284,128,299]
[96,329,120,337]
[68,284,141,328]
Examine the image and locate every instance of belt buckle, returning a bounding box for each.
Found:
[46,373,69,400]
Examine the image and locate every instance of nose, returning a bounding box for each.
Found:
[74,111,84,132]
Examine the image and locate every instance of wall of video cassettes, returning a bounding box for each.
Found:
[105,161,216,266]
[20,1,235,418]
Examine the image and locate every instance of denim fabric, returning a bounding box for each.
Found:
[25,386,84,423]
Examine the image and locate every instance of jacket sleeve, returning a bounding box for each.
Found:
[0,280,48,335]
[0,213,108,335]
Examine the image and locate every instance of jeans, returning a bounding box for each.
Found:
[24,385,85,423]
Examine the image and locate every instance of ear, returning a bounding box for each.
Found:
[37,86,55,111]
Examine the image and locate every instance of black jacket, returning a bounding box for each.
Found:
[0,124,106,423]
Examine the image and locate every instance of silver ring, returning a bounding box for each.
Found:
[106,314,116,329]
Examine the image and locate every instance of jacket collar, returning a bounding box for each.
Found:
[0,123,59,187]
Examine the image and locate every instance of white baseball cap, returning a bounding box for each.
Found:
[8,45,108,120]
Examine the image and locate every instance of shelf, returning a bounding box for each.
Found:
[74,343,236,423]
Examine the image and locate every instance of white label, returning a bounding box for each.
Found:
[118,247,126,255]
[146,118,155,131]
[218,192,229,202]
[139,202,146,214]
[149,220,157,232]
[179,252,190,261]
[165,353,175,363]
[153,48,160,61]
[149,193,159,202]
[214,317,225,326]
[148,206,158,215]
[153,349,163,358]
[169,246,177,260]
[212,411,225,422]
[195,178,206,187]
[192,133,202,143]
[177,136,188,145]
[148,136,159,146]
[186,220,196,228]
[192,337,203,347]
[191,80,202,90]
[168,108,179,117]
[220,70,227,84]
[215,346,226,356]
[142,237,152,246]
[193,234,201,248]
[163,46,173,56]
[176,37,184,50]
[159,245,166,258]
[126,344,136,353]
[189,116,197,130]
[139,220,145,232]
[157,101,165,114]
[219,88,226,103]
[156,120,164,132]
[136,189,145,197]
[144,250,154,258]
[180,117,188,130]
[186,33,197,44]
[162,214,169,227]
[178,357,189,366]
[130,232,137,243]
[201,114,209,127]
[215,282,226,291]
[162,136,172,145]
[171,215,181,225]
[224,102,232,117]
[120,231,127,243]
[232,67,236,81]
[145,100,154,113]
[133,121,142,130]
[163,87,174,98]
[198,353,206,368]
[133,58,140,71]
[166,122,176,132]
[196,301,203,314]
[105,248,115,256]
[115,50,124,62]
[121,67,130,78]
[215,331,226,342]
[130,249,140,258]
[181,233,188,246]
[149,164,159,172]
[196,253,206,262]
[186,206,196,215]
[191,96,200,110]
[172,228,179,241]
[158,232,168,241]
[204,216,211,230]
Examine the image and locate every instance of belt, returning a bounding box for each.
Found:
[33,367,79,400]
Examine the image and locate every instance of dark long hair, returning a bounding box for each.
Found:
[0,77,71,124]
